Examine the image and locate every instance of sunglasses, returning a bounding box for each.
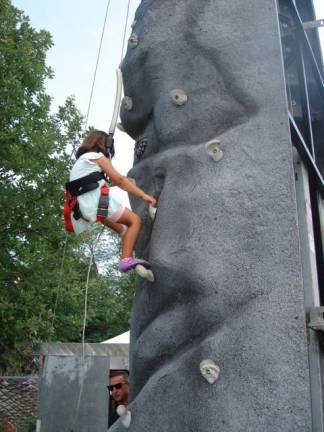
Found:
[107,382,128,392]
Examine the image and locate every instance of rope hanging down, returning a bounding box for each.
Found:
[53,0,132,346]
[84,0,111,130]
[81,0,133,351]
[72,1,132,425]
[51,0,113,338]
[106,0,131,151]
[120,0,132,64]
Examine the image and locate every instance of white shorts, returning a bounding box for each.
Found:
[106,191,125,222]
[71,182,126,234]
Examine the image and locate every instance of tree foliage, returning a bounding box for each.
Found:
[0,0,134,375]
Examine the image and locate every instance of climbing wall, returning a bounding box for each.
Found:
[116,0,312,430]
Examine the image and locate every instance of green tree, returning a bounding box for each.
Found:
[0,0,133,374]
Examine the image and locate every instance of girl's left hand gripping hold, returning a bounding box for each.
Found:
[95,156,156,205]
[141,193,156,206]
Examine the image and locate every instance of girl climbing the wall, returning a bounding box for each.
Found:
[65,129,156,273]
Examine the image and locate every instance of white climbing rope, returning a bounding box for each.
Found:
[120,0,132,64]
[84,0,112,130]
[50,234,68,339]
[55,0,134,352]
[81,228,104,358]
[108,68,123,134]
[73,226,103,430]
[108,0,132,135]
[52,0,112,337]
[57,2,134,428]
[81,0,133,349]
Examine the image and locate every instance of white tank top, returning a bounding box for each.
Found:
[69,151,104,181]
[69,151,106,233]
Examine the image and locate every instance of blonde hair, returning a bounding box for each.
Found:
[76,130,108,159]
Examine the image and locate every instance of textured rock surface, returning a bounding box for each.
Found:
[113,0,312,430]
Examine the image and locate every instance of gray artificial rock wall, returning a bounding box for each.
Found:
[115,0,312,430]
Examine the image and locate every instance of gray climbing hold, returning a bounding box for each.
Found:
[128,33,139,48]
[200,359,220,384]
[116,405,131,429]
[127,177,136,185]
[206,139,223,162]
[131,20,137,28]
[149,204,157,221]
[122,96,133,111]
[117,122,126,132]
[169,89,188,106]
[135,265,155,282]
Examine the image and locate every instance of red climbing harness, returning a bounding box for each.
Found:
[63,193,79,233]
[63,171,109,233]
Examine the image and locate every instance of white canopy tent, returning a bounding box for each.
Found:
[100,331,130,369]
[101,331,130,345]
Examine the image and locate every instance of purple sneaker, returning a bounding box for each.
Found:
[119,257,152,273]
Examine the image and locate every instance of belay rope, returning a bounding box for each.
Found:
[69,0,132,429]
[51,0,113,339]
[80,0,131,351]
[84,0,112,131]
[52,0,133,360]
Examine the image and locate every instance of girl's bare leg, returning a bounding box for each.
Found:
[105,208,141,259]
[102,219,126,236]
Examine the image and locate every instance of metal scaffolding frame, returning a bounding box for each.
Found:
[278,0,324,298]
[278,1,324,430]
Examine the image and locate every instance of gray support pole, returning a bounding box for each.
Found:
[294,151,324,431]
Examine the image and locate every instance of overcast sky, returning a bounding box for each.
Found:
[11,0,324,185]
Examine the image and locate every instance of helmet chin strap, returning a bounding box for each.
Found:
[106,68,123,158]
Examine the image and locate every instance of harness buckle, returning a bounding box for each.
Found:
[96,184,109,222]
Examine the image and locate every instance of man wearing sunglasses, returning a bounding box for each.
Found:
[108,370,129,428]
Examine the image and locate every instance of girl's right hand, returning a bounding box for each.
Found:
[142,193,157,206]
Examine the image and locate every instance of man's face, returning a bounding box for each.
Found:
[109,374,129,405]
